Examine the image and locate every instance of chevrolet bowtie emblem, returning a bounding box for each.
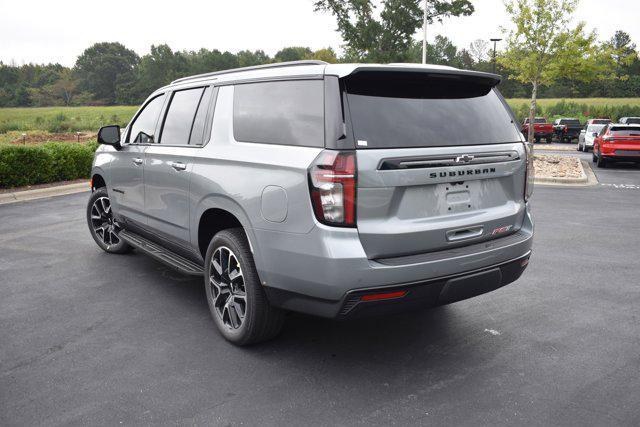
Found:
[455,155,475,164]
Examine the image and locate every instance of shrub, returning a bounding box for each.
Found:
[0,141,98,188]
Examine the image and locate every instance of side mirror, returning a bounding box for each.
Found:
[592,132,598,137]
[98,125,121,149]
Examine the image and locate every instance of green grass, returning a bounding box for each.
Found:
[2,99,640,136]
[507,98,640,108]
[0,106,137,134]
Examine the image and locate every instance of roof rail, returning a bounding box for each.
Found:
[170,60,328,85]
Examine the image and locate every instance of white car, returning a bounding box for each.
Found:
[578,124,606,152]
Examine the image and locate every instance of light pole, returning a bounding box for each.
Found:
[490,38,502,74]
[422,0,428,64]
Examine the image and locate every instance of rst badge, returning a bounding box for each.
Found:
[491,225,513,235]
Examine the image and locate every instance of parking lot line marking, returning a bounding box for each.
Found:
[599,183,640,190]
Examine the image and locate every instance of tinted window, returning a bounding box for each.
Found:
[189,87,213,145]
[129,94,165,144]
[161,87,205,145]
[610,126,640,136]
[345,73,521,148]
[233,80,324,147]
[534,118,547,123]
[560,119,580,125]
[622,117,640,124]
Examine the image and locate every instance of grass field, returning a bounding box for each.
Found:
[2,99,640,138]
[0,106,138,134]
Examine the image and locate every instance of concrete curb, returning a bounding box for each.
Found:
[534,159,598,187]
[534,145,577,152]
[0,181,90,205]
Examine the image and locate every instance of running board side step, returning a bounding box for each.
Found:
[119,230,204,276]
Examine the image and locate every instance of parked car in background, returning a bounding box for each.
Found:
[578,123,606,152]
[553,118,582,143]
[86,61,534,345]
[619,117,640,125]
[522,117,554,143]
[586,118,612,126]
[593,123,640,168]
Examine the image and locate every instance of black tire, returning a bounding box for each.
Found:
[535,136,541,143]
[577,143,583,152]
[87,187,131,254]
[596,150,607,168]
[204,228,284,345]
[547,136,553,144]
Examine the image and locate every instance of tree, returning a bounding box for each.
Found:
[499,0,602,143]
[314,0,473,63]
[469,39,489,63]
[274,47,312,62]
[306,47,339,63]
[236,50,271,67]
[605,31,639,77]
[74,42,139,104]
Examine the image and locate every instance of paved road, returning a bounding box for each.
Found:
[1,182,640,425]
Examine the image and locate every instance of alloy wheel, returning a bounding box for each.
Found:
[90,196,121,247]
[209,246,247,330]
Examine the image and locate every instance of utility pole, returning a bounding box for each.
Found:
[490,38,502,73]
[422,0,428,64]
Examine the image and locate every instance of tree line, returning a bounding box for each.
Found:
[0,3,638,108]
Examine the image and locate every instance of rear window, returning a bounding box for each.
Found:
[344,72,521,148]
[560,119,580,125]
[610,126,640,136]
[534,118,547,124]
[591,119,611,124]
[233,80,324,147]
[623,118,640,124]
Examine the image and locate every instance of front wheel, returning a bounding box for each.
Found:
[204,228,284,345]
[87,187,131,254]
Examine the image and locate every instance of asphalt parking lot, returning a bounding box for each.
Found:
[1,165,640,425]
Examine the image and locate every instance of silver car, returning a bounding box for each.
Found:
[87,61,534,345]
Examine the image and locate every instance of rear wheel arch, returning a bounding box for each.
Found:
[197,208,245,259]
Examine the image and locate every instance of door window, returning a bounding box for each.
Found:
[128,94,166,144]
[160,87,205,145]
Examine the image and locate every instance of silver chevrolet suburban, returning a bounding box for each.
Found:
[87,60,534,345]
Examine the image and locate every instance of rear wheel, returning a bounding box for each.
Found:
[204,228,284,345]
[596,150,607,168]
[87,188,131,254]
[577,143,583,152]
[547,136,553,144]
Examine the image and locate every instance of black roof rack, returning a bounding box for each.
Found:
[171,60,328,85]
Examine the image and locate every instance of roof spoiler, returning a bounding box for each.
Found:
[346,66,501,87]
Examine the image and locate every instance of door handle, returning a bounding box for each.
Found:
[171,161,187,171]
[132,158,143,166]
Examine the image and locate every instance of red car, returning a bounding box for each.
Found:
[521,117,554,143]
[593,123,640,168]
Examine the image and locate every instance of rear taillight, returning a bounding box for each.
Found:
[308,150,357,227]
[524,142,534,201]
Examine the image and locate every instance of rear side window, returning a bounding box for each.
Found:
[233,80,324,147]
[344,72,521,149]
[160,87,205,145]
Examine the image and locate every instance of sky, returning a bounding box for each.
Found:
[0,0,638,66]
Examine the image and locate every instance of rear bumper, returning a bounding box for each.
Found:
[255,204,534,318]
[601,145,640,160]
[265,251,530,319]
